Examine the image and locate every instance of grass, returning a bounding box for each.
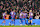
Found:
[0,25,40,27]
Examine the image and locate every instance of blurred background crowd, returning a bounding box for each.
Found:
[0,0,40,19]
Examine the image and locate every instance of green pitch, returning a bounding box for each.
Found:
[0,25,40,27]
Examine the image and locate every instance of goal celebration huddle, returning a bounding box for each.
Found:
[1,10,33,26]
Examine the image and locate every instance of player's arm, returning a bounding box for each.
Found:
[22,14,23,16]
[19,13,21,19]
[26,13,28,17]
[5,14,7,19]
[9,12,11,16]
[15,13,16,17]
[8,14,10,16]
[32,13,33,16]
[5,14,7,16]
[29,14,30,18]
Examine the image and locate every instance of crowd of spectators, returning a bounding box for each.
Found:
[0,0,40,19]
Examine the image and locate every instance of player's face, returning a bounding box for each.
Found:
[14,10,15,12]
[22,11,24,13]
[5,12,7,14]
[30,10,32,12]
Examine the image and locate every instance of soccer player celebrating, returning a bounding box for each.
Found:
[28,10,33,25]
[10,10,16,26]
[19,11,23,25]
[1,11,7,26]
[23,11,28,25]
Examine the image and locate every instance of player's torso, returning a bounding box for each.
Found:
[20,12,23,18]
[3,13,6,19]
[23,13,27,18]
[10,11,16,18]
[29,12,33,18]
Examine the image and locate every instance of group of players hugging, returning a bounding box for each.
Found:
[1,9,33,26]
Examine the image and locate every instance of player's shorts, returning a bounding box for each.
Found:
[23,18,26,20]
[20,18,23,22]
[29,17,33,20]
[11,18,15,21]
[3,18,5,20]
[20,18,23,23]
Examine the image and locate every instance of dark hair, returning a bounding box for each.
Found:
[37,14,39,16]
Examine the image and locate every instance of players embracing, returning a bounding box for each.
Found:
[19,11,23,25]
[23,11,28,25]
[19,11,28,25]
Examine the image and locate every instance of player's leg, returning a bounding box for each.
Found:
[10,16,13,24]
[20,18,22,25]
[1,21,3,25]
[31,20,32,24]
[13,18,15,25]
[30,18,32,25]
[1,19,5,26]
[21,18,23,25]
[28,18,31,25]
[9,18,13,25]
[20,18,21,24]
[25,18,26,25]
[4,20,6,26]
[28,20,30,25]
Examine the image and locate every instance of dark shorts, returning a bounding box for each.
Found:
[23,18,26,20]
[3,18,5,20]
[11,18,15,21]
[29,18,33,20]
[20,18,23,22]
